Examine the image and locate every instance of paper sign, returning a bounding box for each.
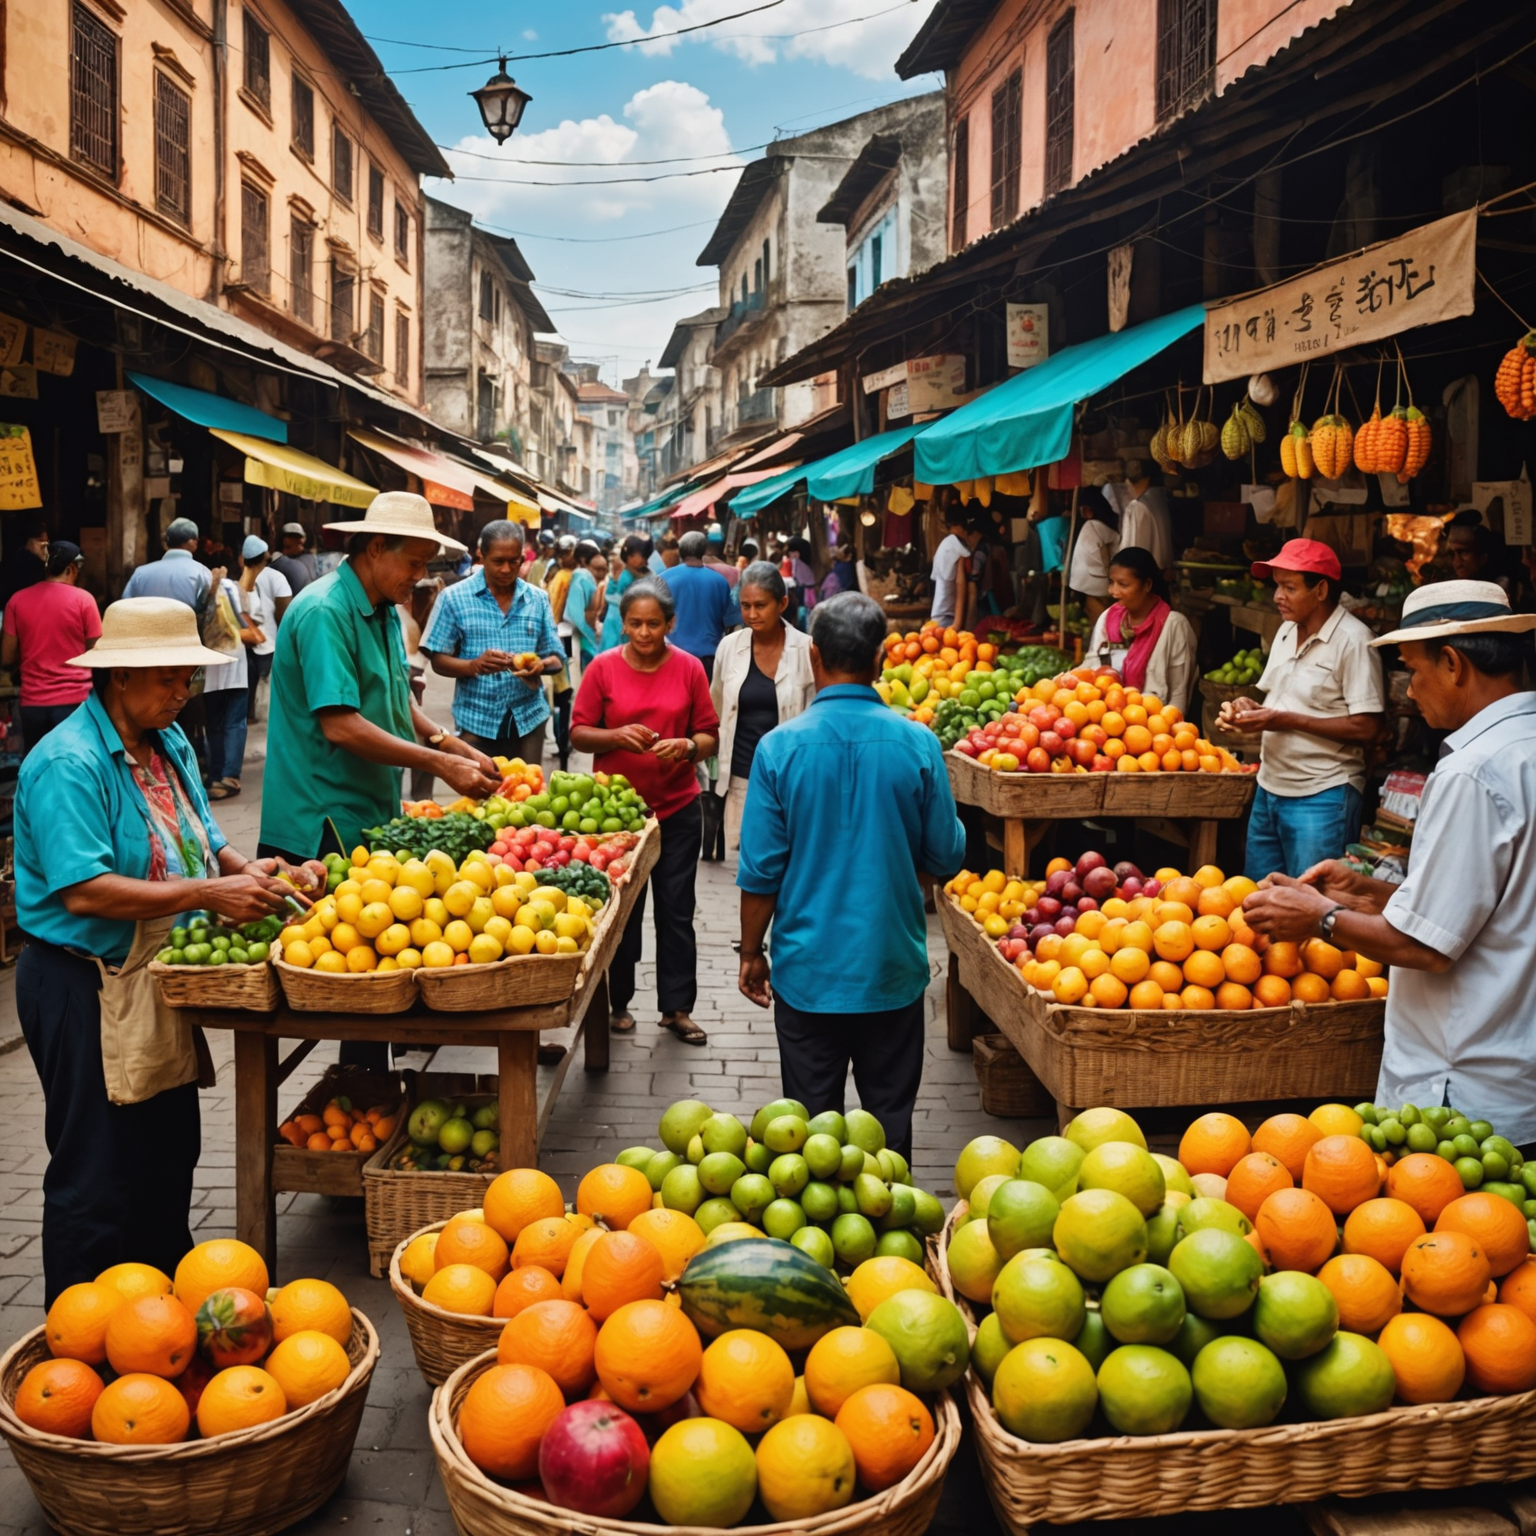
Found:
[1472,472,1532,545]
[1107,245,1133,333]
[1007,303,1050,369]
[905,354,966,413]
[32,329,76,376]
[0,365,37,399]
[0,424,42,510]
[886,381,910,419]
[96,390,139,433]
[861,361,907,395]
[0,314,25,368]
[218,480,245,504]
[1203,209,1477,383]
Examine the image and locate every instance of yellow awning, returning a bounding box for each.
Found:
[349,428,541,525]
[210,430,375,508]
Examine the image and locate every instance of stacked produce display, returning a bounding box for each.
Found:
[155,913,280,968]
[387,1096,503,1175]
[874,622,1068,733]
[277,1090,397,1157]
[1203,647,1265,689]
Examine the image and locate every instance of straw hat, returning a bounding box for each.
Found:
[323,490,467,553]
[1370,579,1536,648]
[68,597,235,670]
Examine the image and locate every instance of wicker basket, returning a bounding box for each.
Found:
[971,1033,1056,1119]
[390,1222,507,1386]
[429,1348,963,1536]
[273,1063,407,1198]
[273,952,417,1013]
[150,958,280,1012]
[1198,677,1265,710]
[0,1310,379,1536]
[931,1216,1536,1535]
[415,948,585,1011]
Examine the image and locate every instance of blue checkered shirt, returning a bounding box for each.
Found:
[421,569,561,739]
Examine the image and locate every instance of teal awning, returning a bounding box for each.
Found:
[128,370,288,444]
[623,486,692,520]
[913,305,1205,484]
[730,423,930,517]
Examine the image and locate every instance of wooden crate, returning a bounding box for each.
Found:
[971,1033,1056,1119]
[1099,767,1257,817]
[273,1064,407,1198]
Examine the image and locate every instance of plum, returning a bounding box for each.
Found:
[1035,896,1063,920]
[1082,866,1118,900]
[1045,871,1072,897]
[1022,907,1040,927]
[1053,914,1078,936]
[1119,876,1143,898]
[1075,896,1098,913]
[1075,850,1107,878]
[1143,878,1163,899]
[1061,880,1083,904]
[1113,861,1143,883]
[1029,924,1057,945]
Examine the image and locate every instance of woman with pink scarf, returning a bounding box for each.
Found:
[1086,546,1198,716]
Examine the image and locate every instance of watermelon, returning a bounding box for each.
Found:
[675,1238,859,1349]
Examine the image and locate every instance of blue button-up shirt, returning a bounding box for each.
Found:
[659,561,736,660]
[15,690,228,963]
[421,569,561,740]
[121,549,211,610]
[738,684,966,1013]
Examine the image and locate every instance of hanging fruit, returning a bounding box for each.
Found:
[1220,400,1250,461]
[1494,333,1536,421]
[1354,407,1383,474]
[1238,398,1267,445]
[1394,345,1430,482]
[1309,365,1354,479]
[1150,393,1179,475]
[1280,364,1314,478]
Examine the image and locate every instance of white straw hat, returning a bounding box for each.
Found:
[1370,579,1536,647]
[69,597,235,670]
[323,490,466,553]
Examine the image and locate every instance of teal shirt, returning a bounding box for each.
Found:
[261,560,414,856]
[737,685,966,1013]
[15,690,228,963]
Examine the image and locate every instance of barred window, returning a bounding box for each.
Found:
[290,216,313,324]
[242,10,270,110]
[365,291,384,362]
[291,74,314,159]
[396,312,411,386]
[332,122,352,203]
[70,3,117,178]
[951,116,969,251]
[367,163,384,240]
[153,73,191,225]
[1044,11,1075,195]
[329,259,354,343]
[394,201,409,261]
[989,69,1021,230]
[240,182,269,294]
[1156,0,1215,122]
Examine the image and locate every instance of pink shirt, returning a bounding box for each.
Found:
[3,580,100,705]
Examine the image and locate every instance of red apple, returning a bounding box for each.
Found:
[1022,907,1039,926]
[1045,871,1072,897]
[1035,896,1063,920]
[1026,747,1051,774]
[539,1401,651,1519]
[1083,866,1118,900]
[1143,878,1163,898]
[1053,914,1077,935]
[1075,851,1107,878]
[1075,896,1098,913]
[1054,716,1077,740]
[1039,731,1064,757]
[1113,861,1144,882]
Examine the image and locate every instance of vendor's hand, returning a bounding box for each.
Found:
[610,723,659,754]
[1241,882,1334,942]
[651,737,695,763]
[441,735,498,777]
[473,650,517,676]
[204,871,297,924]
[270,858,330,897]
[438,754,500,800]
[739,951,772,1008]
[1225,704,1282,734]
[1217,696,1257,727]
[1295,859,1383,912]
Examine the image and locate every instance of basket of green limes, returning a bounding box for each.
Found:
[150,912,282,1011]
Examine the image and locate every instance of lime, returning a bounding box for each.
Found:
[1096,1345,1191,1435]
[790,1225,836,1268]
[1292,1331,1396,1420]
[698,1152,746,1196]
[769,1153,810,1198]
[972,1311,1011,1387]
[659,1099,714,1155]
[874,1229,925,1265]
[831,1213,877,1267]
[744,1141,772,1174]
[1064,1107,1148,1153]
[694,1197,742,1234]
[966,1173,1012,1222]
[750,1098,809,1141]
[660,1164,704,1215]
[845,1109,886,1154]
[803,1133,843,1180]
[946,1218,1005,1303]
[1145,1194,1191,1265]
[837,1144,866,1182]
[807,1110,847,1141]
[729,1172,775,1223]
[1072,1308,1112,1371]
[1166,1310,1224,1366]
[987,1180,1061,1260]
[1167,1229,1262,1320]
[1175,1197,1252,1241]
[1192,1337,1287,1428]
[1078,1142,1167,1217]
[991,1253,1086,1345]
[763,1115,809,1154]
[761,1198,807,1240]
[1100,1264,1186,1345]
[1053,1189,1148,1283]
[1251,1271,1338,1360]
[699,1113,748,1158]
[880,1184,917,1231]
[864,1290,970,1392]
[687,1135,705,1165]
[1018,1136,1086,1200]
[909,1188,946,1236]
[1455,1156,1485,1188]
[1152,1153,1196,1197]
[992,1338,1098,1442]
[954,1135,1022,1200]
[800,1180,840,1224]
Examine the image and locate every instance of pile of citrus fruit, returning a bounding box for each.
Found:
[946,1102,1536,1444]
[947,854,1389,1012]
[14,1241,355,1445]
[277,1092,398,1156]
[411,1154,966,1524]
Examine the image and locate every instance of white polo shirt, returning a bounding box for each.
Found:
[1255,605,1385,796]
[1376,692,1536,1142]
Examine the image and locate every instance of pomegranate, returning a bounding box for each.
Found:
[539,1400,651,1517]
[195,1287,273,1369]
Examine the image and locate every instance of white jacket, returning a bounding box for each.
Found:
[710,623,816,798]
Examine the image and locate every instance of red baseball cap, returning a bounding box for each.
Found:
[1251,538,1341,582]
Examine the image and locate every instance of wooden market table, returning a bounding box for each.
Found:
[187,827,659,1274]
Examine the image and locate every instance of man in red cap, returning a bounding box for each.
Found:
[1218,538,1386,878]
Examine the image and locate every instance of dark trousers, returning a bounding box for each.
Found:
[461,720,547,766]
[553,637,573,769]
[17,942,201,1304]
[20,702,82,757]
[610,799,701,1017]
[202,687,249,783]
[246,650,273,722]
[773,994,926,1162]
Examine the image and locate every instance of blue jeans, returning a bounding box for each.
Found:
[203,687,249,783]
[1245,782,1363,881]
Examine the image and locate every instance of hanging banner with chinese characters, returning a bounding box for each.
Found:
[0,424,42,510]
[1202,209,1476,383]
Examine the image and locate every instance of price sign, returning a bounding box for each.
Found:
[0,424,42,511]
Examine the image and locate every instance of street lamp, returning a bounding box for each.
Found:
[471,58,532,144]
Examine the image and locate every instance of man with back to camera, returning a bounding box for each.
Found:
[659,530,736,683]
[123,517,219,609]
[736,592,967,1161]
[1219,539,1386,878]
[270,522,318,595]
[930,507,983,630]
[705,524,740,589]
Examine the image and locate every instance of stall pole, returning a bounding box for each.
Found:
[1058,484,1080,651]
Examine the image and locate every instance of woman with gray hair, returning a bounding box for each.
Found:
[710,562,814,855]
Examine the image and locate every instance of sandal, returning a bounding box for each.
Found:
[610,1011,636,1034]
[208,782,233,800]
[661,1013,708,1046]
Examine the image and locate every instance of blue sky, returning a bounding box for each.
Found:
[358,1,940,383]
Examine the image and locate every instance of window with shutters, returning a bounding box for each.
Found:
[394,202,409,261]
[367,163,384,240]
[153,73,191,225]
[240,182,269,293]
[332,122,352,203]
[989,68,1022,229]
[479,270,494,322]
[243,11,270,111]
[330,258,354,343]
[290,216,313,324]
[365,291,384,362]
[951,117,969,250]
[1045,11,1075,195]
[396,312,411,387]
[291,74,314,160]
[70,4,117,179]
[1157,0,1215,122]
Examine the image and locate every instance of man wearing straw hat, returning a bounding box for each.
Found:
[1243,580,1536,1143]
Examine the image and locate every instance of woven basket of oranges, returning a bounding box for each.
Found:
[272,1064,403,1199]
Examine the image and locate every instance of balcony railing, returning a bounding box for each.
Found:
[715,290,765,348]
[736,386,778,426]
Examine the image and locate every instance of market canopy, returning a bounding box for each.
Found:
[913,304,1206,485]
[671,467,798,523]
[128,371,287,444]
[209,429,374,507]
[730,423,929,517]
[349,428,539,525]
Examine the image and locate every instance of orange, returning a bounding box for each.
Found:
[1220,944,1263,986]
[422,1263,497,1317]
[269,1278,352,1346]
[435,1215,510,1282]
[1330,970,1370,1001]
[1120,920,1156,954]
[1191,863,1224,888]
[196,1365,287,1438]
[575,1164,654,1231]
[1252,974,1293,1008]
[1190,915,1231,952]
[1109,947,1151,985]
[594,1299,702,1412]
[91,1372,191,1445]
[579,1230,666,1321]
[1300,938,1344,979]
[45,1282,124,1365]
[561,1226,606,1305]
[1178,1112,1252,1178]
[695,1328,796,1434]
[1302,1135,1380,1216]
[1179,985,1216,1010]
[1153,921,1194,963]
[1214,982,1253,1011]
[1436,1193,1533,1278]
[1367,977,1390,998]
[13,1358,105,1438]
[1252,1114,1322,1183]
[1182,949,1225,989]
[1458,1304,1536,1395]
[627,1209,707,1282]
[1225,1152,1293,1222]
[1161,876,1204,909]
[1128,980,1166,1010]
[498,1299,598,1397]
[512,1215,581,1277]
[95,1263,174,1306]
[1342,1199,1426,1275]
[1315,1253,1402,1334]
[1155,900,1195,926]
[174,1239,269,1318]
[1292,972,1331,1003]
[104,1294,197,1379]
[836,1382,935,1493]
[1263,942,1305,979]
[1499,1260,1536,1323]
[458,1363,565,1480]
[1386,1154,1467,1226]
[1149,960,1184,992]
[265,1329,351,1407]
[1401,1231,1492,1318]
[804,1326,900,1417]
[1378,1312,1466,1403]
[1089,973,1129,1009]
[483,1168,565,1245]
[1196,886,1237,920]
[1255,1187,1338,1272]
[494,1265,563,1318]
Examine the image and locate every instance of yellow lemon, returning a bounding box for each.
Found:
[466,898,494,934]
[423,897,449,927]
[398,862,435,897]
[301,917,325,942]
[483,916,513,946]
[461,861,495,894]
[421,941,455,969]
[534,930,559,955]
[376,957,399,972]
[333,878,362,901]
[493,865,519,888]
[358,878,393,906]
[330,922,363,954]
[468,934,503,964]
[531,886,568,913]
[443,881,478,918]
[554,912,588,941]
[356,902,393,939]
[376,923,411,957]
[350,846,370,867]
[443,920,474,954]
[279,925,307,949]
[364,860,399,887]
[388,886,424,922]
[554,936,579,954]
[346,945,378,973]
[513,872,538,893]
[283,940,315,969]
[314,950,347,973]
[395,947,423,970]
[308,935,333,956]
[507,925,537,955]
[314,903,339,931]
[409,917,443,948]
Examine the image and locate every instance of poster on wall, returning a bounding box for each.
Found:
[1007,303,1050,369]
[0,314,25,368]
[96,391,139,433]
[905,354,967,412]
[32,329,76,377]
[0,424,43,510]
[0,365,37,399]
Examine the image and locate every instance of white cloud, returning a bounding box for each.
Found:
[603,0,938,80]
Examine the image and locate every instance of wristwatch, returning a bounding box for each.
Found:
[686,740,699,762]
[428,728,451,749]
[1319,904,1343,941]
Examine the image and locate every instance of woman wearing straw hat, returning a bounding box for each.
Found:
[13,597,320,1300]
[1244,580,1536,1146]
